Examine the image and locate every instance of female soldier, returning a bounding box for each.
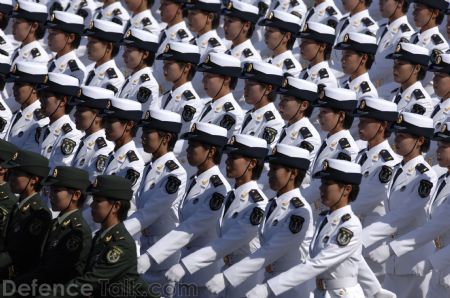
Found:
[247,158,364,297]
[125,0,160,35]
[166,134,269,297]
[206,144,314,298]
[137,122,231,297]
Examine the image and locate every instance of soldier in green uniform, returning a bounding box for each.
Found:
[0,139,19,280]
[17,166,92,286]
[66,175,156,298]
[0,149,52,280]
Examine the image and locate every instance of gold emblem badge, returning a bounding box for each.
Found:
[359,99,366,110]
[106,100,111,109]
[395,43,402,53]
[282,78,288,88]
[50,13,56,22]
[229,136,236,145]
[396,114,403,124]
[204,55,210,64]
[225,1,233,10]
[441,124,447,133]
[52,168,58,177]
[245,63,253,73]
[343,34,349,42]
[125,29,131,38]
[322,160,329,171]
[11,152,18,161]
[190,123,197,132]
[163,44,170,53]
[267,12,274,20]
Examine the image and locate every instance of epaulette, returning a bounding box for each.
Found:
[113,8,122,15]
[31,48,41,58]
[141,17,152,26]
[299,127,312,138]
[62,123,72,134]
[318,68,329,79]
[431,34,444,45]
[379,149,394,162]
[413,89,425,100]
[210,175,223,187]
[411,104,426,115]
[126,150,139,162]
[361,17,374,27]
[338,138,350,149]
[283,58,295,70]
[326,6,337,16]
[165,160,179,171]
[243,48,254,58]
[416,163,429,174]
[360,81,371,93]
[299,141,314,152]
[177,29,188,39]
[341,213,351,222]
[208,37,221,47]
[319,210,328,216]
[96,137,107,149]
[140,74,150,83]
[68,60,79,72]
[264,111,275,121]
[223,102,235,112]
[291,197,304,208]
[106,68,118,79]
[400,24,410,33]
[183,90,195,100]
[249,189,263,203]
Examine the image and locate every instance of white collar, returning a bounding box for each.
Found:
[171,81,194,101]
[231,39,253,54]
[309,61,330,74]
[234,180,259,202]
[348,72,371,91]
[49,114,71,133]
[325,205,352,225]
[94,59,117,76]
[54,51,78,71]
[275,188,301,206]
[83,129,107,148]
[325,129,350,147]
[113,140,137,160]
[197,30,219,46]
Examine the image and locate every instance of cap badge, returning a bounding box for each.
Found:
[267,12,274,20]
[125,29,131,38]
[225,0,233,10]
[190,123,197,132]
[204,55,210,64]
[282,78,288,88]
[396,114,403,124]
[50,13,56,22]
[322,160,329,170]
[440,124,447,133]
[343,34,349,42]
[52,168,58,177]
[359,100,366,110]
[395,43,402,53]
[92,178,98,188]
[11,152,18,161]
[163,44,170,53]
[89,21,94,30]
[229,136,236,145]
[144,110,150,120]
[245,63,253,73]
[106,100,111,109]
[272,146,277,154]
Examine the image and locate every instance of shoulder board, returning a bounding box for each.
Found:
[34,109,46,120]
[165,160,179,172]
[400,24,411,33]
[96,137,107,149]
[319,210,328,216]
[290,0,299,6]
[283,58,295,70]
[106,84,118,94]
[361,17,374,27]
[208,37,221,47]
[299,127,312,138]
[264,111,275,121]
[243,48,254,58]
[106,68,118,79]
[411,103,426,115]
[299,141,314,152]
[291,197,304,208]
[0,102,4,111]
[77,8,88,18]
[341,213,351,222]
[31,48,41,58]
[337,152,351,161]
[318,68,329,79]
[113,8,122,16]
[399,36,410,43]
[326,6,337,16]
[79,0,87,8]
[291,11,302,19]
[111,17,123,25]
[365,30,376,37]
[183,90,195,100]
[360,81,371,93]
[68,59,79,72]
[327,18,338,29]
[140,74,150,83]
[0,36,5,45]
[379,149,393,162]
[432,34,444,45]
[339,138,350,149]
[177,29,188,39]
[127,150,139,162]
[141,17,152,26]
[223,102,235,112]
[416,163,429,174]
[210,175,223,187]
[249,189,263,203]
[62,123,72,134]
[413,89,425,100]
[69,216,83,228]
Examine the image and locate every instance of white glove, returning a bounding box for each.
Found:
[165,263,186,282]
[368,244,392,264]
[246,283,270,298]
[206,273,226,294]
[374,288,397,298]
[137,253,151,274]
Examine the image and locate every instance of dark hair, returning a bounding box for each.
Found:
[67,188,87,207]
[229,77,238,90]
[115,199,131,221]
[324,43,332,60]
[143,51,156,67]
[178,62,196,81]
[211,12,220,29]
[364,0,373,7]
[0,14,9,30]
[147,0,154,8]
[348,183,360,202]
[279,30,296,50]
[357,52,375,69]
[417,65,427,80]
[119,119,138,137]
[395,0,409,14]
[293,168,307,187]
[68,33,82,49]
[420,137,431,152]
[35,23,46,40]
[246,22,256,38]
[203,144,223,164]
[157,131,178,151]
[436,10,444,25]
[342,112,354,129]
[111,43,120,57]
[251,158,264,180]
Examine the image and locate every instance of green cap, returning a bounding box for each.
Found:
[2,149,49,178]
[87,175,132,201]
[0,139,18,163]
[44,166,91,192]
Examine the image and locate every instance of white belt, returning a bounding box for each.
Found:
[316,277,357,290]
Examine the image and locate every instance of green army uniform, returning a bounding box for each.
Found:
[18,167,93,285]
[0,150,52,279]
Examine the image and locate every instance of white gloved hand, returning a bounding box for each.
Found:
[374,288,397,298]
[206,273,226,294]
[137,253,151,274]
[246,283,270,298]
[368,244,392,264]
[165,263,186,282]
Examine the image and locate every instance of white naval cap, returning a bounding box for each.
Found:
[277,77,318,102]
[84,19,124,43]
[314,159,362,185]
[429,52,450,74]
[182,122,228,147]
[71,85,114,109]
[240,60,284,86]
[7,61,48,84]
[221,0,260,23]
[353,97,398,122]
[103,97,143,121]
[433,122,450,142]
[157,41,200,64]
[258,10,302,34]
[335,32,378,55]
[299,22,336,45]
[0,0,12,15]
[12,0,47,23]
[314,87,357,111]
[40,72,80,97]
[122,28,159,52]
[46,11,85,34]
[224,134,268,159]
[386,42,429,66]
[410,0,448,11]
[197,52,242,77]
[266,143,311,170]
[185,0,222,12]
[140,109,182,134]
[394,112,434,137]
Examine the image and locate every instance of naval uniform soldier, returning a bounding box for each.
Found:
[101,97,145,210]
[166,135,269,297]
[247,159,365,298]
[124,110,186,295]
[207,144,314,298]
[45,11,87,83]
[0,55,12,139]
[302,0,342,29]
[126,0,160,36]
[92,0,130,28]
[10,1,50,65]
[5,62,49,153]
[0,0,15,60]
[386,42,435,117]
[71,86,115,181]
[362,112,437,298]
[83,19,125,94]
[65,0,98,27]
[137,123,231,298]
[38,73,83,169]
[119,28,160,112]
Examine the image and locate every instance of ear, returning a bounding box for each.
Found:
[299,100,310,112]
[208,146,217,159]
[67,33,76,44]
[183,63,193,74]
[248,158,257,171]
[242,21,251,34]
[360,53,368,65]
[343,184,352,196]
[417,136,425,147]
[73,189,82,201]
[30,21,39,32]
[112,200,122,214]
[265,84,274,94]
[142,50,150,60]
[289,168,298,182]
[283,31,292,44]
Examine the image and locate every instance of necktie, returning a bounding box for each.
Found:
[186,176,197,196]
[223,191,235,215]
[279,128,287,142]
[85,70,95,86]
[241,113,252,131]
[43,125,51,140]
[158,31,167,47]
[302,69,309,80]
[358,152,368,166]
[412,33,419,44]
[125,20,131,31]
[339,18,350,36]
[71,138,85,166]
[394,91,402,104]
[199,101,212,121]
[104,153,115,172]
[391,167,403,186]
[48,60,56,72]
[12,48,19,62]
[121,77,130,93]
[434,175,448,199]
[305,7,315,23]
[343,81,350,89]
[265,198,277,222]
[225,49,232,55]
[11,112,22,128]
[431,104,441,118]
[317,216,328,235]
[162,93,173,109]
[143,163,153,180]
[96,11,102,19]
[316,140,327,159]
[378,25,389,43]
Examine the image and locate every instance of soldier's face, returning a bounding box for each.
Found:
[12,18,31,42]
[141,128,163,153]
[413,4,434,28]
[123,46,146,70]
[160,0,180,23]
[341,49,363,75]
[264,27,284,51]
[203,72,225,98]
[437,141,450,168]
[186,141,210,166]
[223,16,244,41]
[268,163,291,192]
[318,108,340,132]
[358,118,382,141]
[393,60,416,83]
[163,60,184,82]
[225,154,252,179]
[433,72,450,98]
[13,82,35,105]
[187,10,209,33]
[342,0,361,12]
[91,196,116,223]
[8,169,32,194]
[394,132,419,156]
[278,96,302,121]
[244,80,266,105]
[300,39,322,61]
[40,94,61,117]
[49,186,74,212]
[105,118,127,142]
[87,37,108,62]
[379,0,399,18]
[125,0,144,12]
[47,29,67,53]
[320,179,347,207]
[74,106,98,131]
